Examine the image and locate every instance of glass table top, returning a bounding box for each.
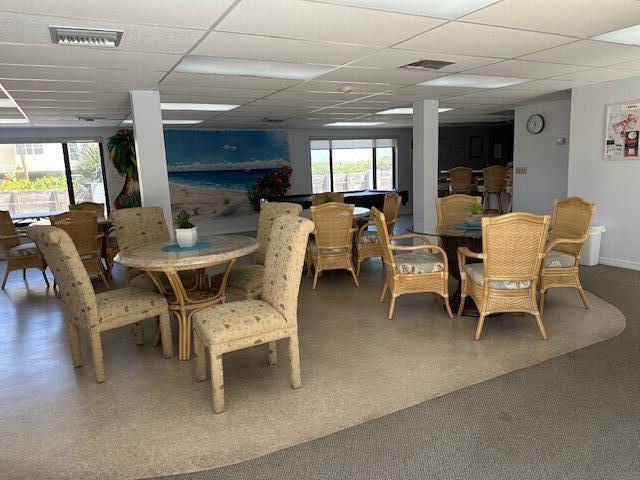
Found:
[407,223,482,239]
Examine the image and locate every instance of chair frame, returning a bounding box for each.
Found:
[448,167,473,194]
[372,207,453,320]
[539,197,596,316]
[482,165,507,214]
[0,211,49,289]
[436,194,482,227]
[311,192,345,206]
[355,193,402,277]
[458,212,550,340]
[308,202,359,289]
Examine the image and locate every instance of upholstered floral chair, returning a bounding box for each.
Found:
[28,225,173,383]
[193,215,314,413]
[212,200,302,299]
[372,207,452,320]
[0,210,49,289]
[458,212,550,340]
[539,197,596,316]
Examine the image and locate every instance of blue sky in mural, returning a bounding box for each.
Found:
[163,130,290,172]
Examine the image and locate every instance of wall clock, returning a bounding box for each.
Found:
[526,114,545,134]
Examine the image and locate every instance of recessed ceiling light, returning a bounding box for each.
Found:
[160,103,239,112]
[121,119,204,125]
[377,107,455,114]
[49,25,123,48]
[175,56,335,80]
[420,74,529,88]
[0,118,29,124]
[325,121,385,126]
[592,24,640,45]
[315,0,500,19]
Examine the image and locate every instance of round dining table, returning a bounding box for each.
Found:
[114,234,258,360]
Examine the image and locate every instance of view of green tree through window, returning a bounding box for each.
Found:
[310,138,396,193]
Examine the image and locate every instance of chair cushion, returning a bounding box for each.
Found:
[8,242,39,257]
[308,239,348,255]
[96,287,167,325]
[394,251,444,274]
[465,263,532,290]
[358,230,379,244]
[545,249,576,268]
[194,300,287,345]
[213,264,264,298]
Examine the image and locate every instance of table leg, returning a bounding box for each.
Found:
[165,272,193,361]
[440,236,482,317]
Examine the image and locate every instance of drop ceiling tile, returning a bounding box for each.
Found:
[397,23,575,58]
[288,79,394,94]
[193,31,378,65]
[159,93,261,104]
[159,84,276,98]
[465,60,589,79]
[264,90,371,101]
[550,68,640,83]
[312,66,444,85]
[161,73,301,90]
[503,79,595,91]
[351,48,503,71]
[10,91,128,102]
[393,85,482,99]
[215,0,446,47]
[0,0,236,29]
[0,44,180,70]
[520,40,640,67]
[441,95,519,105]
[461,0,640,38]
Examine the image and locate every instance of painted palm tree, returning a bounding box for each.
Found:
[107,129,141,209]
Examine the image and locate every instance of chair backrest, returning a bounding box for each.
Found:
[483,165,507,190]
[371,207,395,268]
[261,215,314,323]
[311,192,345,206]
[73,202,105,216]
[449,167,473,193]
[550,197,596,257]
[482,212,550,285]
[0,210,19,252]
[256,201,303,265]
[27,225,98,328]
[311,202,354,251]
[382,192,402,234]
[50,211,99,257]
[436,194,482,226]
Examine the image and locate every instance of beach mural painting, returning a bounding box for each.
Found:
[163,129,292,228]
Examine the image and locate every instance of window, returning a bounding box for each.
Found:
[0,141,109,216]
[310,138,396,193]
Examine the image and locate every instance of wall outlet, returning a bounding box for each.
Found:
[515,166,528,174]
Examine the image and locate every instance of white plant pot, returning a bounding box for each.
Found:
[175,226,197,248]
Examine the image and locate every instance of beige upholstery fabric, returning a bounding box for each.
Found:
[27,225,173,382]
[8,242,40,257]
[358,230,379,244]
[394,251,444,274]
[308,239,348,255]
[466,263,532,289]
[545,249,576,268]
[219,264,264,299]
[255,201,303,265]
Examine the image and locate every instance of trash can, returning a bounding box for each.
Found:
[580,225,606,266]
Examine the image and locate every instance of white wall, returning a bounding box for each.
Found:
[568,76,640,270]
[513,98,571,214]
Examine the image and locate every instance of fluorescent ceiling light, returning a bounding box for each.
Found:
[176,56,334,80]
[0,99,15,108]
[315,0,500,19]
[160,103,239,112]
[593,24,640,45]
[0,82,29,124]
[0,118,29,124]
[377,107,455,114]
[121,119,203,125]
[325,121,385,126]
[420,74,529,88]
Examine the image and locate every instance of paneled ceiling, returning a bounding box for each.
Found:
[1,0,640,129]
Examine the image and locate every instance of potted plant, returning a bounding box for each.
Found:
[465,202,484,226]
[174,209,197,248]
[246,165,293,210]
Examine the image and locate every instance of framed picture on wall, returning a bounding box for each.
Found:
[604,100,640,161]
[469,136,483,158]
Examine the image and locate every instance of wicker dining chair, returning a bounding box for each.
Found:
[73,201,117,273]
[372,207,452,320]
[355,192,402,277]
[458,212,551,340]
[0,211,49,289]
[311,192,345,206]
[193,215,314,413]
[308,202,358,289]
[436,194,482,226]
[448,167,473,194]
[72,201,104,215]
[539,197,596,316]
[212,200,302,299]
[27,225,173,383]
[51,210,111,289]
[482,165,506,214]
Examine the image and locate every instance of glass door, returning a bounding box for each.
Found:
[67,142,107,215]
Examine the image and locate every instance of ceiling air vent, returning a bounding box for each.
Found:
[262,117,285,123]
[49,26,124,48]
[399,59,455,70]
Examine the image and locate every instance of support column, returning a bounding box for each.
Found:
[129,90,174,233]
[412,100,439,228]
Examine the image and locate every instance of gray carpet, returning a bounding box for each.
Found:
[155,265,640,480]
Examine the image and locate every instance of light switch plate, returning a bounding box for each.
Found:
[515,166,527,174]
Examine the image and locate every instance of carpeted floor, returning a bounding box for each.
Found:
[155,264,640,480]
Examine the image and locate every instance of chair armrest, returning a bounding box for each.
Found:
[389,243,449,272]
[545,236,586,254]
[390,233,431,244]
[458,247,483,260]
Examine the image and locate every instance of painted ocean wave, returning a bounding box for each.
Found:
[168,169,277,191]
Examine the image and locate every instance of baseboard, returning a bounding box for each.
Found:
[598,257,640,271]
